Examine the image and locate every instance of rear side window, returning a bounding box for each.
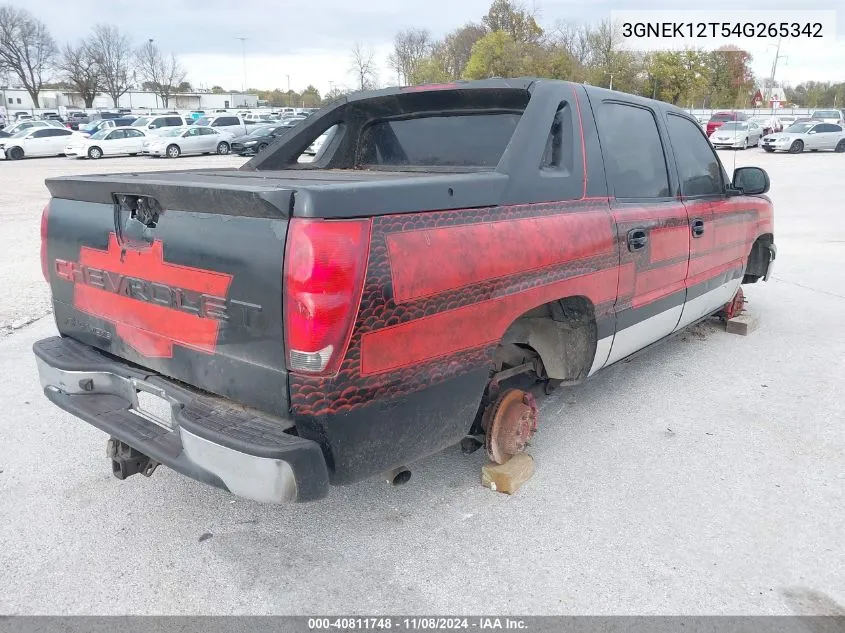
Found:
[165,117,183,127]
[666,115,724,196]
[541,103,573,172]
[357,113,522,168]
[596,102,670,199]
[215,117,238,126]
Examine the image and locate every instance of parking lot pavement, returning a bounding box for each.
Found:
[0,151,843,615]
[0,154,246,336]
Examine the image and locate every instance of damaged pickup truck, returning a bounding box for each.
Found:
[34,79,776,502]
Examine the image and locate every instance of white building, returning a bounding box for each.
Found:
[1,87,258,113]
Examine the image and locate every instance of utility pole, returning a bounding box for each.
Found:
[235,37,248,93]
[286,74,290,106]
[767,37,787,102]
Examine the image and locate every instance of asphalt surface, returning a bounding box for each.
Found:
[0,150,843,615]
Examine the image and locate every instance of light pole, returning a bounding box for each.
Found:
[235,37,248,94]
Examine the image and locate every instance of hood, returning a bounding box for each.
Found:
[763,132,800,140]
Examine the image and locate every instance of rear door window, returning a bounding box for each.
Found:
[596,102,670,199]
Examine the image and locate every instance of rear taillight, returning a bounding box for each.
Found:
[40,203,50,282]
[283,217,371,375]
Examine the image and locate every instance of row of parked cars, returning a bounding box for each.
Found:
[700,109,845,154]
[0,112,310,160]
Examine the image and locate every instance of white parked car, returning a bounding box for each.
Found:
[761,122,845,153]
[2,120,65,136]
[810,109,845,126]
[0,127,82,160]
[243,112,276,125]
[142,126,232,158]
[131,114,189,135]
[65,127,148,159]
[709,121,764,149]
[192,114,247,137]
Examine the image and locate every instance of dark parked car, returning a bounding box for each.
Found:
[65,112,90,130]
[79,117,137,136]
[35,79,776,503]
[230,123,295,155]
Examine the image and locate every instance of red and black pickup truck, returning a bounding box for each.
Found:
[34,79,776,502]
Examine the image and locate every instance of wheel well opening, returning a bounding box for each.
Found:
[496,296,597,382]
[744,233,774,284]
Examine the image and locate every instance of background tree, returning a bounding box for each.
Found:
[464,31,525,79]
[90,25,132,107]
[437,23,487,79]
[0,5,57,107]
[349,42,378,91]
[482,0,542,44]
[210,85,226,94]
[300,85,321,107]
[135,40,186,107]
[387,28,432,85]
[56,39,101,107]
[322,85,351,104]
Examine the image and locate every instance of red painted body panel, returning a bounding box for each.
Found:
[386,212,615,304]
[361,267,619,376]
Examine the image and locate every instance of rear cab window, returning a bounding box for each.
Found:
[254,87,530,172]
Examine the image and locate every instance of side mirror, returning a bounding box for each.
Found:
[808,130,817,134]
[732,167,770,196]
[149,124,157,129]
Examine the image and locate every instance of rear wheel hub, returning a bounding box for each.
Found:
[481,388,538,465]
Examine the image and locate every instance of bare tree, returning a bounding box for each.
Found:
[387,29,432,85]
[0,5,57,108]
[349,42,378,91]
[438,23,487,79]
[90,24,132,107]
[56,40,102,108]
[135,40,186,107]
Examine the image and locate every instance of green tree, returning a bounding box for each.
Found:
[482,0,542,44]
[300,85,321,107]
[463,31,524,79]
[645,50,710,106]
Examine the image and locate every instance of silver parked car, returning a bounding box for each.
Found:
[761,122,845,153]
[141,126,232,158]
[709,121,763,149]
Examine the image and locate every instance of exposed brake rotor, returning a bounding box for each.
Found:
[481,388,538,465]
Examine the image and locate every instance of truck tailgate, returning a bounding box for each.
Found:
[43,172,293,415]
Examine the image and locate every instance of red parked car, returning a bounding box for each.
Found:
[707,111,748,136]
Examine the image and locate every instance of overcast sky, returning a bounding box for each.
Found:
[20,0,845,96]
